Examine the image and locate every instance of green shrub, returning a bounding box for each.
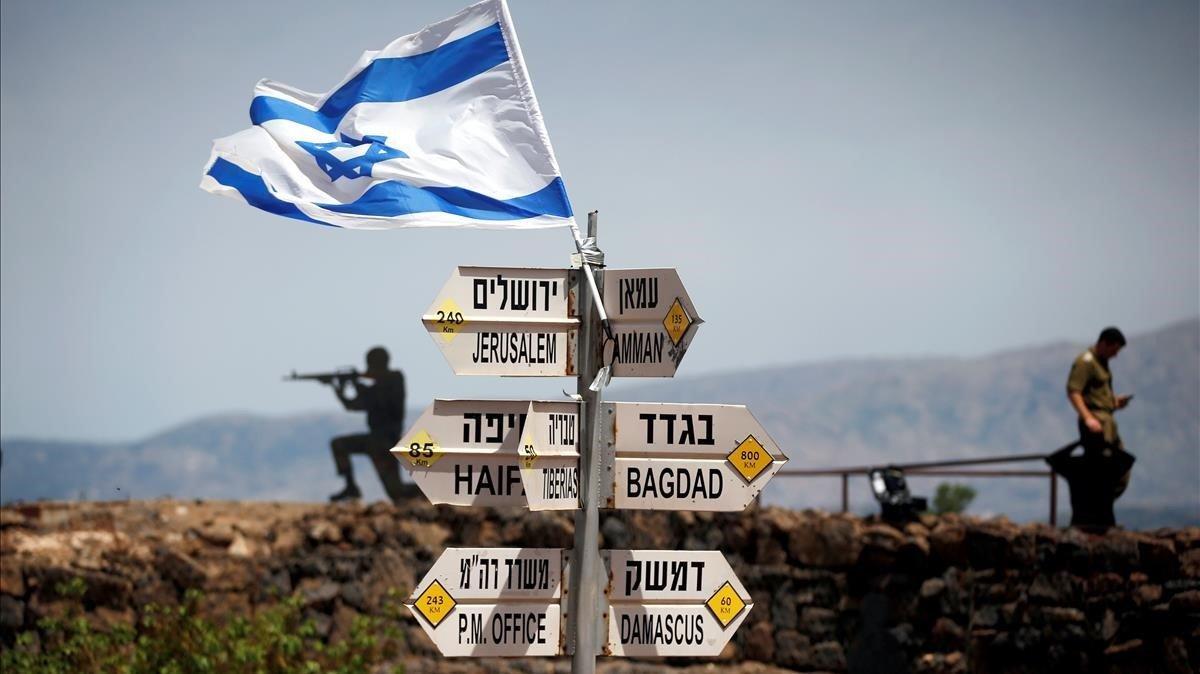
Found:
[933,482,977,514]
[1,580,405,674]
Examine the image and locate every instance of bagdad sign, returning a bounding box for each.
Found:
[393,399,580,510]
[423,266,702,378]
[601,402,788,511]
[408,548,752,658]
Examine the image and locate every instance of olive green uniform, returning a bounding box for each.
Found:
[1066,348,1124,451]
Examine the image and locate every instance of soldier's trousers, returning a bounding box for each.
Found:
[331,432,409,503]
[1078,412,1131,498]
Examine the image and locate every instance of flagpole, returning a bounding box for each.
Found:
[568,210,604,673]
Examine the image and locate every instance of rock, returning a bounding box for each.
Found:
[930,617,964,651]
[271,526,305,556]
[1169,589,1200,612]
[349,523,377,547]
[307,519,342,544]
[1094,532,1140,572]
[741,620,775,662]
[1135,534,1178,577]
[396,520,450,558]
[0,595,24,630]
[158,548,207,590]
[1133,583,1163,606]
[773,629,812,669]
[329,601,360,643]
[787,515,862,567]
[799,606,837,641]
[965,519,1018,568]
[600,516,630,549]
[770,582,798,630]
[971,605,999,628]
[0,562,24,596]
[930,520,968,568]
[811,640,847,671]
[362,548,415,610]
[1086,572,1124,595]
[1163,636,1191,674]
[1099,608,1118,641]
[1179,548,1200,578]
[297,577,340,608]
[756,535,787,565]
[1103,639,1143,656]
[1040,607,1085,623]
[920,577,946,599]
[195,520,235,547]
[227,533,259,558]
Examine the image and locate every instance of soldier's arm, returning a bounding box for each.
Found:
[335,380,367,411]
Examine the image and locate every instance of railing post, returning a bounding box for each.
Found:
[1049,471,1058,526]
[841,473,849,513]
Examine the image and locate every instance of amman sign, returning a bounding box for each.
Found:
[602,268,703,378]
[424,266,701,378]
[601,402,788,511]
[393,399,580,510]
[408,548,752,658]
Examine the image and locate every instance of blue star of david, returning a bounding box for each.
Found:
[296,133,408,182]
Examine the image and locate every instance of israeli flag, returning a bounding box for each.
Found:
[200,0,573,229]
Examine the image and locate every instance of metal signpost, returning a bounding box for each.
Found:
[398,212,786,671]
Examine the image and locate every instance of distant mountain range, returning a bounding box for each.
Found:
[3,319,1197,527]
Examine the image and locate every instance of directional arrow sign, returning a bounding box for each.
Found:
[408,548,750,658]
[603,268,702,378]
[423,266,701,379]
[422,267,579,377]
[393,399,580,510]
[604,550,753,657]
[601,402,788,511]
[407,547,564,657]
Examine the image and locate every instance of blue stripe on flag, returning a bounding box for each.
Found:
[250,23,509,133]
[206,158,331,226]
[208,158,572,223]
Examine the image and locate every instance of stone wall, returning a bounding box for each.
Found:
[1,499,1197,672]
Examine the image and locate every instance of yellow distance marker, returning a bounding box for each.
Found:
[705,581,747,628]
[434,298,466,343]
[404,429,444,468]
[412,579,457,628]
[661,297,692,346]
[726,435,774,483]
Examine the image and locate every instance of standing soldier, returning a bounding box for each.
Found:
[1050,327,1136,529]
[328,347,411,503]
[1067,327,1133,458]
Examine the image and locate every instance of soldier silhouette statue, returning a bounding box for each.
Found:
[291,346,414,503]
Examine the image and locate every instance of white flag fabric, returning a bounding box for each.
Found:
[200,0,573,229]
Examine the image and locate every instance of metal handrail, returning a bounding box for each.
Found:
[770,452,1060,524]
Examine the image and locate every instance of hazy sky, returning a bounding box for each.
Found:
[2,1,1197,441]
